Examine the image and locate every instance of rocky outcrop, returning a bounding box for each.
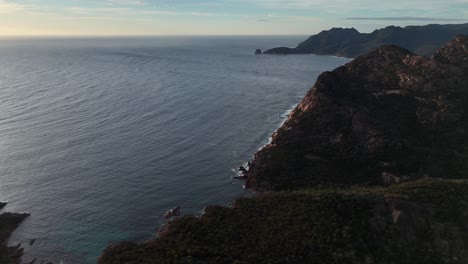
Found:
[264,24,468,57]
[254,49,262,55]
[164,207,182,220]
[244,35,468,191]
[0,205,30,264]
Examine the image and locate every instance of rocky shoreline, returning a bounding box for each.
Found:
[99,35,468,263]
[0,203,29,264]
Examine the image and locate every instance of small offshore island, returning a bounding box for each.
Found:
[100,35,468,264]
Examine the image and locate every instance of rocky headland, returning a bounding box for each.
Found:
[99,35,468,263]
[246,35,468,191]
[0,203,29,264]
[264,23,468,57]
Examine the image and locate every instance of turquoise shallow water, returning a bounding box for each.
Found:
[0,36,349,263]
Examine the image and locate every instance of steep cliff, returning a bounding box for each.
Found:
[264,24,468,57]
[246,35,468,191]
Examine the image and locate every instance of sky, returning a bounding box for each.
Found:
[0,0,467,36]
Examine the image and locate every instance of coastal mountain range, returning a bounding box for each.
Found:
[263,23,468,57]
[99,36,468,263]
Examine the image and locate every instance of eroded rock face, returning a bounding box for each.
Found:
[245,35,468,191]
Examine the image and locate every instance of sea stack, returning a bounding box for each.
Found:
[254,49,262,55]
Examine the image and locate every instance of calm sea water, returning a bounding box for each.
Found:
[0,36,349,263]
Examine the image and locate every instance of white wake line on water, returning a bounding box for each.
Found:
[263,103,297,149]
[329,55,354,60]
[231,103,298,178]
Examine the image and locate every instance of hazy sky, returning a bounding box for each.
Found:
[0,0,467,36]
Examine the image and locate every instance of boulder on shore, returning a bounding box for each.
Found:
[164,207,182,220]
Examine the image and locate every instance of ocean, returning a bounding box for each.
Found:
[0,36,349,263]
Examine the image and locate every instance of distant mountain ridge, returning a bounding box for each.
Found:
[264,23,468,57]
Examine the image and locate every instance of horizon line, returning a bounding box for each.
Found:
[0,33,312,38]
[2,21,467,39]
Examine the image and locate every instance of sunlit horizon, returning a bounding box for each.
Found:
[0,0,467,36]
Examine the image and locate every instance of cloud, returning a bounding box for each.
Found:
[346,17,468,21]
[105,0,146,5]
[140,10,178,15]
[234,0,467,11]
[0,0,25,14]
[69,6,132,15]
[66,6,217,17]
[190,12,216,16]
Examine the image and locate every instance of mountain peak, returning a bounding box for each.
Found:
[455,34,468,42]
[368,44,413,57]
[345,44,415,72]
[325,27,360,33]
[432,34,468,65]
